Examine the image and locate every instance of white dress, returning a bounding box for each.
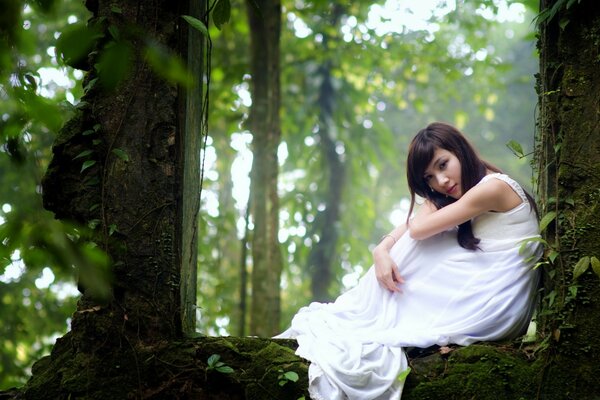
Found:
[275,173,542,400]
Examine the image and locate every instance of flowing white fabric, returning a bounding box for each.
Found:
[275,174,542,400]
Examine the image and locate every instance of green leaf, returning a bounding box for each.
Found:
[568,285,577,299]
[506,140,524,158]
[77,242,112,301]
[548,250,559,263]
[207,354,220,367]
[144,43,193,87]
[573,256,590,280]
[96,41,133,90]
[55,23,102,68]
[112,148,130,162]
[534,0,569,27]
[591,256,600,279]
[182,15,209,37]
[283,371,299,382]
[546,290,556,307]
[111,5,122,13]
[73,149,93,160]
[397,367,411,383]
[108,25,120,40]
[84,176,100,186]
[82,129,95,136]
[216,365,234,373]
[539,211,557,232]
[553,143,562,153]
[84,77,98,92]
[518,237,548,256]
[81,160,97,172]
[213,0,231,30]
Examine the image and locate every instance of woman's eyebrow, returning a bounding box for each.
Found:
[424,157,443,175]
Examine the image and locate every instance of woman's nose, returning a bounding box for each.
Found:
[436,174,449,186]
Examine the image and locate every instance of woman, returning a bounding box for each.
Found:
[276,122,542,400]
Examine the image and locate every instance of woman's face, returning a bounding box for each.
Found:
[423,147,462,199]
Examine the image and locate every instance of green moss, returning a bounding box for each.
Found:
[17,336,307,399]
[404,344,541,400]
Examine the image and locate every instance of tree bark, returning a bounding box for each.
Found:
[178,0,203,336]
[535,0,600,397]
[246,0,283,337]
[17,0,204,395]
[42,0,197,344]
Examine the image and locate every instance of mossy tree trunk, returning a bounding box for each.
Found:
[246,0,284,337]
[535,0,600,397]
[41,0,200,343]
[15,0,206,397]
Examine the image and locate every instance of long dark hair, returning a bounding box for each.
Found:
[406,122,535,250]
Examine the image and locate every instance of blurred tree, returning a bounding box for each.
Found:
[304,3,347,303]
[246,0,284,337]
[194,3,250,336]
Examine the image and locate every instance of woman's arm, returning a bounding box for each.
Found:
[372,223,407,292]
[372,202,439,292]
[373,223,409,254]
[409,178,520,240]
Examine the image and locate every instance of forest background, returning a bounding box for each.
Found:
[0,0,540,389]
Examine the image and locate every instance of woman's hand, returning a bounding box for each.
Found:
[373,246,404,293]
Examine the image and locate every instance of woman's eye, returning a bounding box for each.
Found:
[439,161,447,169]
[424,175,432,182]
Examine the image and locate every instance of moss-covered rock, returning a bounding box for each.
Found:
[404,343,541,400]
[9,335,308,400]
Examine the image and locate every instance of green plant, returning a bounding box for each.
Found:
[277,369,299,387]
[397,367,411,383]
[206,354,234,374]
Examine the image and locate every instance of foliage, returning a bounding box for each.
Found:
[197,0,541,335]
[206,353,235,374]
[0,0,97,389]
[1,0,543,387]
[277,369,299,386]
[534,0,582,28]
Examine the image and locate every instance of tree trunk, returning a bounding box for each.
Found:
[307,65,345,302]
[246,0,283,337]
[535,0,600,397]
[307,63,344,303]
[17,0,204,395]
[304,4,346,303]
[42,0,198,344]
